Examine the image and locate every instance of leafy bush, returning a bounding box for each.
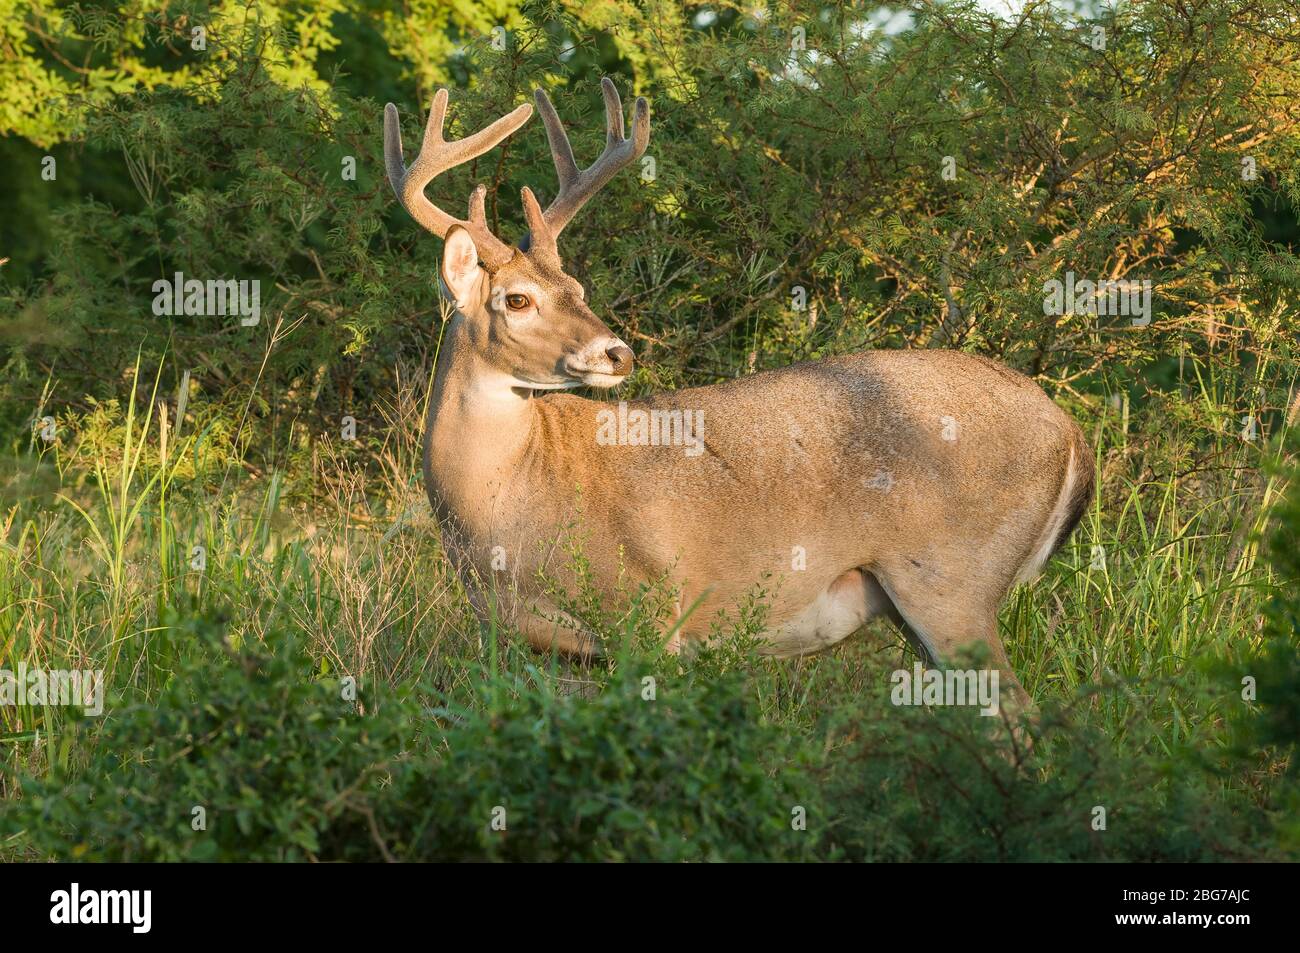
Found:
[1253,456,1300,762]
[814,680,1282,862]
[2,613,810,861]
[1226,448,1300,852]
[3,613,426,861]
[385,660,811,862]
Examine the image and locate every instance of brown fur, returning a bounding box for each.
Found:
[424,298,1095,712]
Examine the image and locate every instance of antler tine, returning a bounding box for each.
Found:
[525,77,651,253]
[383,90,533,268]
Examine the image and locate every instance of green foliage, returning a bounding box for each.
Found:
[1,613,808,861]
[1227,446,1300,851]
[1256,447,1300,757]
[3,612,425,861]
[393,659,808,862]
[815,679,1281,862]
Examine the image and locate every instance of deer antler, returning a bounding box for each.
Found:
[523,77,651,257]
[383,89,533,269]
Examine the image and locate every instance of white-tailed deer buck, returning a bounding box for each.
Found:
[384,79,1094,713]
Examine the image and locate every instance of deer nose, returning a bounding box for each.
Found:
[606,344,634,375]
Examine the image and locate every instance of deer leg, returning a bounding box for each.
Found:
[870,569,1033,721]
[512,606,602,658]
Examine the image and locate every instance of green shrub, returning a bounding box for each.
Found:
[386,659,811,862]
[814,680,1282,862]
[1231,451,1300,851]
[2,613,811,861]
[3,613,426,861]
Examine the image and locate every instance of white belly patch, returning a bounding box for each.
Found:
[760,568,892,657]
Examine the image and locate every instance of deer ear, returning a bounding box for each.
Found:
[440,226,484,308]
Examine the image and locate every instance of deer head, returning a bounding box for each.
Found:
[383,78,649,390]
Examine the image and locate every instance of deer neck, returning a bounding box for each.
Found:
[423,311,538,523]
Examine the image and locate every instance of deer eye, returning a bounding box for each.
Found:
[505,293,531,311]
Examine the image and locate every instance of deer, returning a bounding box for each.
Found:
[382,78,1095,715]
